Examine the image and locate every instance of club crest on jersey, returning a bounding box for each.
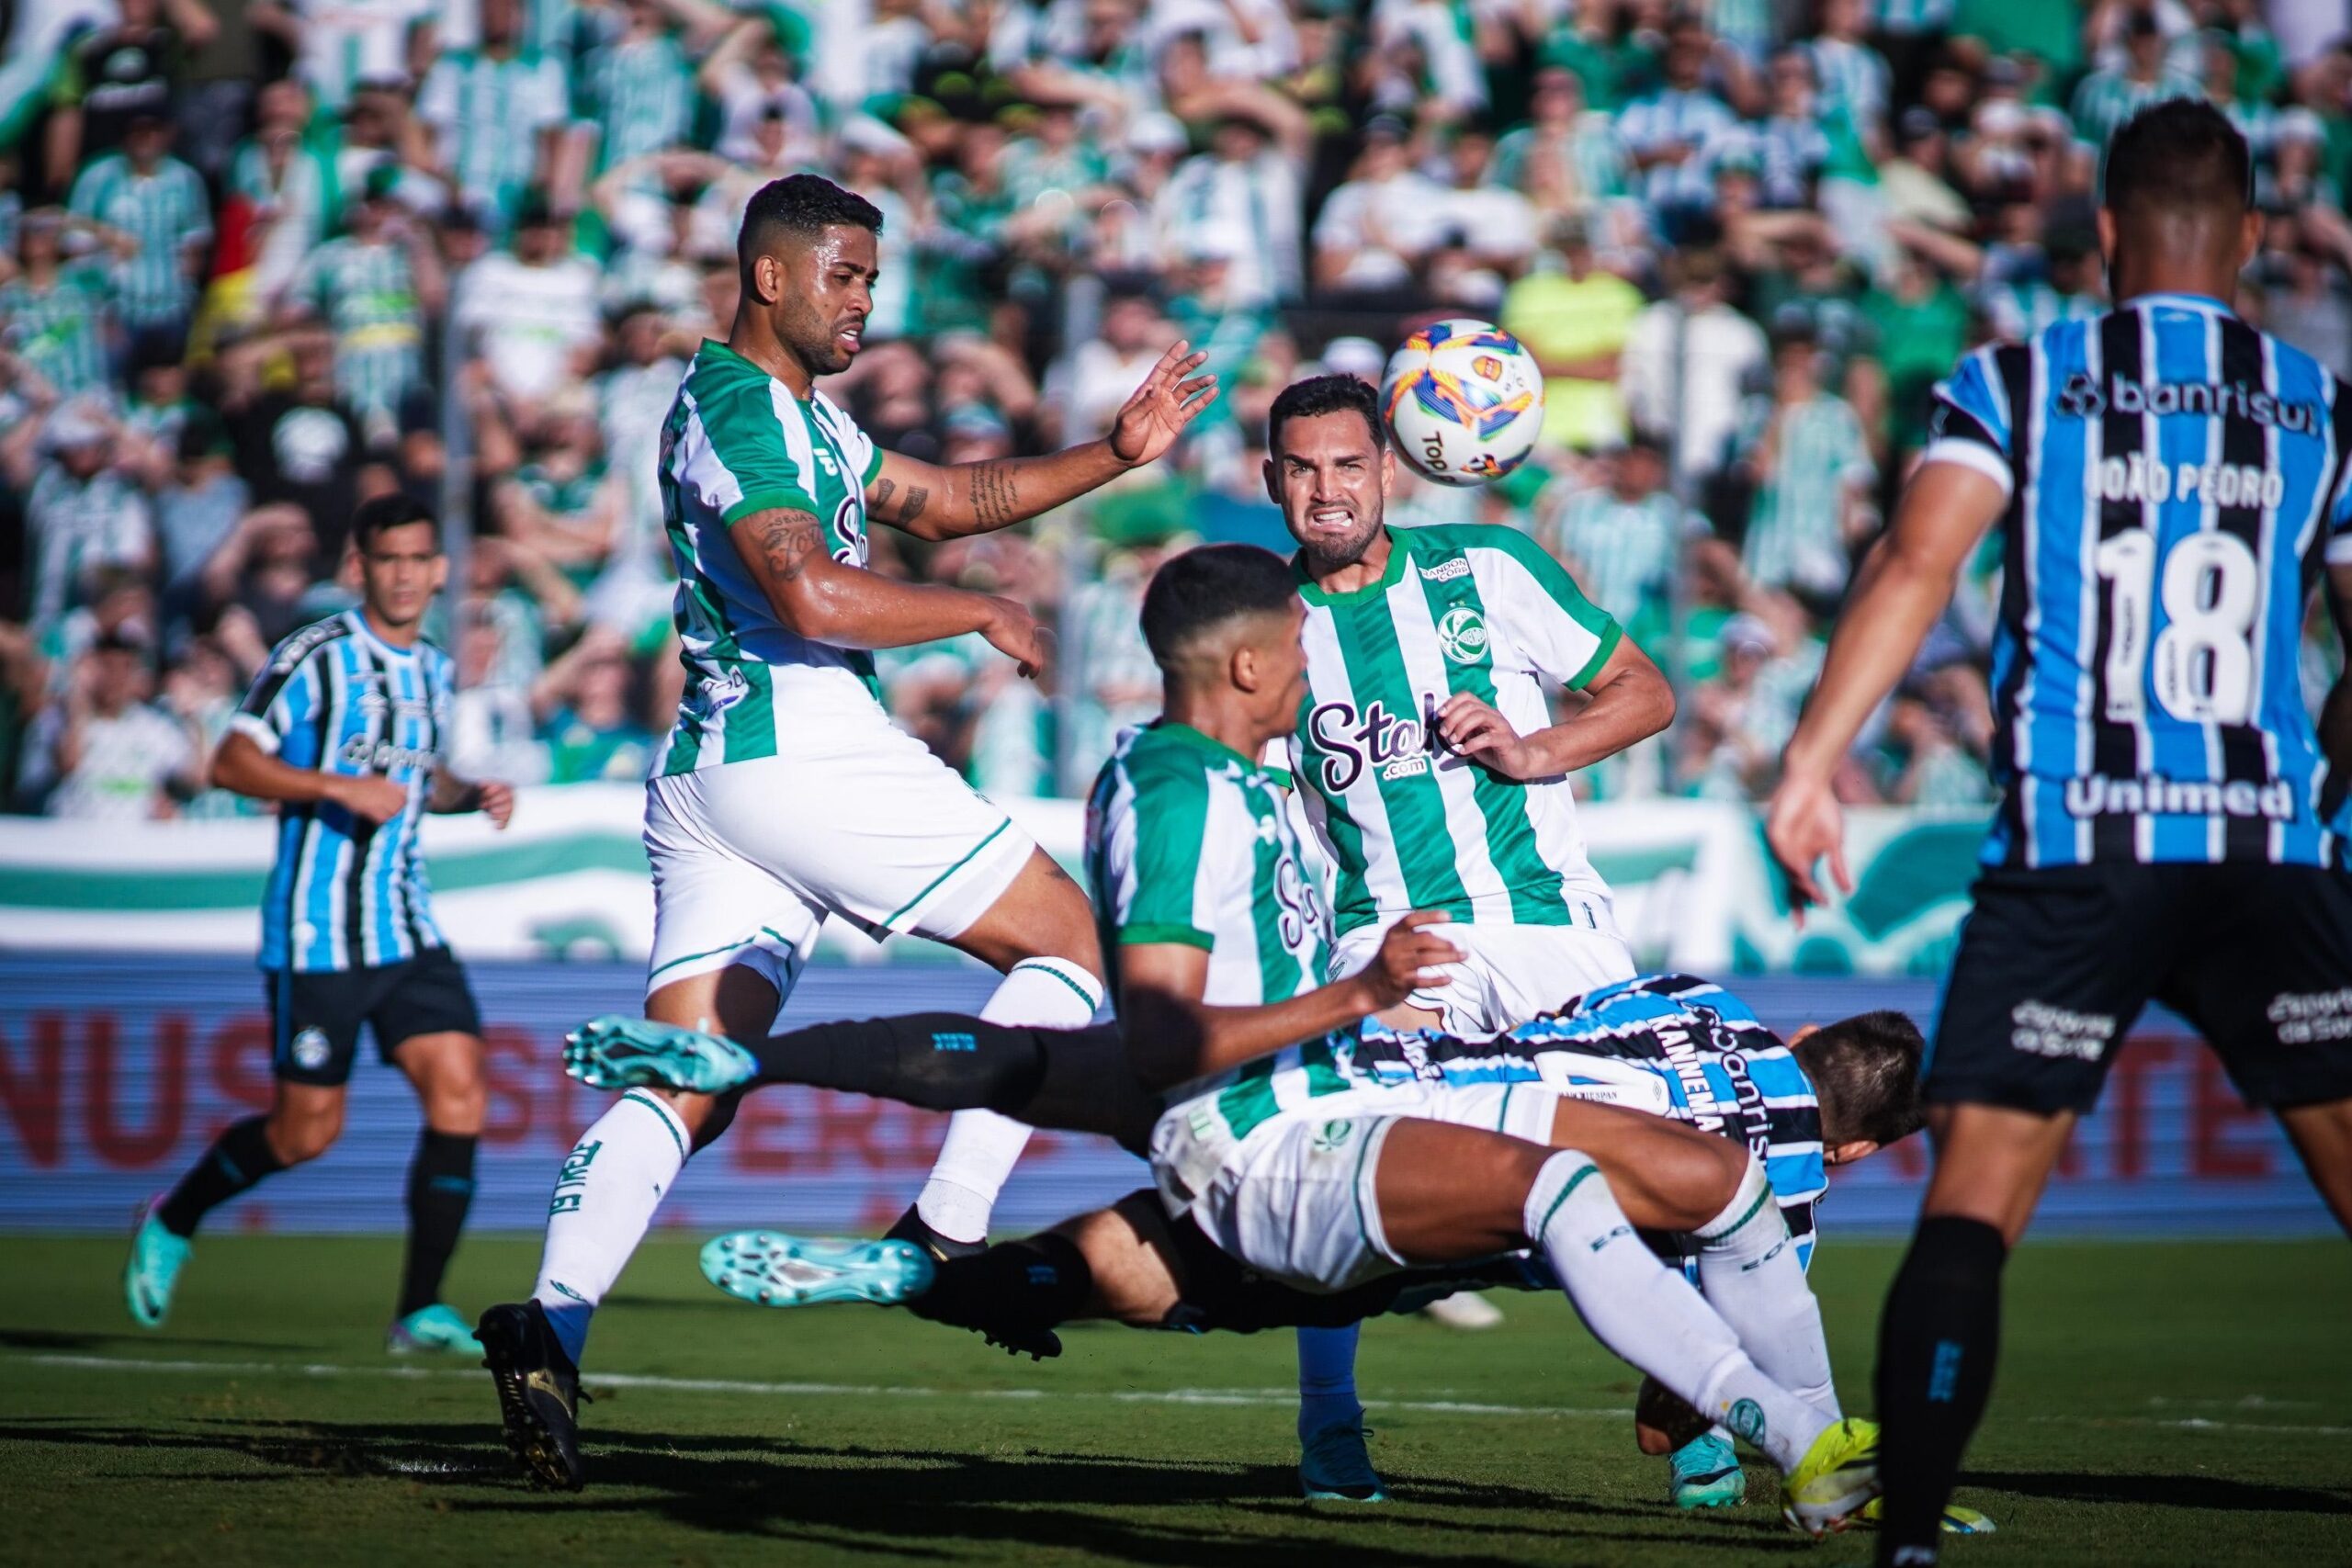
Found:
[290,1028,332,1071]
[1436,605,1489,665]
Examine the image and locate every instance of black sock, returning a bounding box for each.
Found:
[912,1232,1093,1340]
[397,1130,477,1316]
[157,1115,285,1237]
[1873,1215,2007,1565]
[752,1012,1048,1113]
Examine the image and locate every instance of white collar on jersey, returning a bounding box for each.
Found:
[2123,290,2237,317]
[345,607,423,660]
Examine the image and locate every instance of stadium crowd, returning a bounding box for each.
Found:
[0,0,2342,822]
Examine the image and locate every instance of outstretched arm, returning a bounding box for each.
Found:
[867,341,1216,542]
[1765,459,2007,908]
[1119,913,1461,1091]
[729,506,1052,672]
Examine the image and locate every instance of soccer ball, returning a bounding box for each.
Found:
[1381,320,1545,486]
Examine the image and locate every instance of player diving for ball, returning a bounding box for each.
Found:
[561,544,1932,1536]
[475,173,1217,1490]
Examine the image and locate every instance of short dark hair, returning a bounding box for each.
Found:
[2104,98,2252,220]
[738,174,884,275]
[1266,373,1385,457]
[1139,544,1297,671]
[351,493,439,553]
[1794,1010,1927,1148]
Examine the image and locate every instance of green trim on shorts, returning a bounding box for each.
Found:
[881,818,1012,931]
[622,1091,688,1161]
[1530,1159,1600,1243]
[646,926,798,982]
[1497,1082,1514,1132]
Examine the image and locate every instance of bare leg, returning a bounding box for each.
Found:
[2276,1097,2352,1236]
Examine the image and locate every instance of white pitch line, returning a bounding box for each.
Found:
[3,1351,1630,1419]
[13,1353,2350,1438]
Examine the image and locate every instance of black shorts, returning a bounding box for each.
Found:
[265,947,482,1088]
[1928,862,2352,1117]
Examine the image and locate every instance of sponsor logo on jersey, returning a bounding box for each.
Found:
[2009,1000,2115,1061]
[2063,773,2297,820]
[2054,372,2322,434]
[338,736,435,775]
[290,1027,332,1071]
[1435,605,1489,664]
[1417,556,1471,583]
[1656,1020,1730,1134]
[1307,697,1439,794]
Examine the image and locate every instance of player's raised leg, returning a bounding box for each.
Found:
[383,1025,487,1352]
[898,848,1105,1257]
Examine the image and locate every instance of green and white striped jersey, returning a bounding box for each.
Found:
[1285,525,1623,940]
[650,340,886,776]
[1086,719,1329,1011]
[288,235,424,422]
[66,152,209,325]
[0,262,113,400]
[1087,718,1362,1163]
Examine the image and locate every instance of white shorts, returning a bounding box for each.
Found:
[1329,915,1636,1034]
[642,712,1036,1002]
[1170,1078,1563,1293]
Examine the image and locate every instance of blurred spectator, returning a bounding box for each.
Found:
[416,0,572,228]
[455,193,603,412]
[1621,247,1766,488]
[1617,20,1740,243]
[1502,213,1642,453]
[1312,115,1442,294]
[0,208,114,402]
[1538,431,1693,642]
[533,626,654,784]
[66,111,209,354]
[1159,109,1302,308]
[222,333,374,566]
[7,400,155,635]
[278,164,445,437]
[45,0,219,186]
[38,630,198,819]
[1733,320,1876,605]
[2071,11,2203,152]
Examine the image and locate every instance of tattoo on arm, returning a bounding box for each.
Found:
[872,478,896,515]
[748,509,824,584]
[899,485,930,526]
[970,461,1018,529]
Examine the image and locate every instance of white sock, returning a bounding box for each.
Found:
[1295,1324,1363,1439]
[529,1090,691,1366]
[1693,1156,1840,1419]
[915,957,1102,1244]
[1525,1150,1831,1476]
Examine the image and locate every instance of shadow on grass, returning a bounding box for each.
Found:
[1964,1470,2352,1514]
[0,1327,311,1354]
[0,1417,1813,1562]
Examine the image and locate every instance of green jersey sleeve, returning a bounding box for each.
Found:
[684,366,821,525]
[1475,528,1624,691]
[1103,761,1218,950]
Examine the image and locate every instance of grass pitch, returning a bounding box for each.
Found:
[1,1235,2346,1566]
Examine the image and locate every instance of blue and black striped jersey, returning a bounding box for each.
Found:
[1348,973,1826,1265]
[229,611,455,973]
[1926,292,2352,870]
